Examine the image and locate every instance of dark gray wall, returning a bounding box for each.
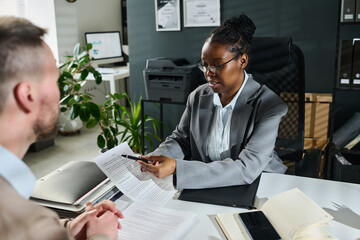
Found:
[127,0,340,148]
[128,0,339,96]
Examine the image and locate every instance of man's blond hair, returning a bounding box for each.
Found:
[0,16,48,113]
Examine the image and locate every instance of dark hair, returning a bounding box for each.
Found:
[0,16,47,113]
[207,13,256,56]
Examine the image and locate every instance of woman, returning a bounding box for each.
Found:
[139,13,288,189]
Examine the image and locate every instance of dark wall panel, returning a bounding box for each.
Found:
[128,0,338,97]
[127,0,339,149]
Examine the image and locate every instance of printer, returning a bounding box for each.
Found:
[143,57,205,102]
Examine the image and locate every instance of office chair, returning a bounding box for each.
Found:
[246,37,321,178]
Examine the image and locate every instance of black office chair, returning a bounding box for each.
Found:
[246,37,321,177]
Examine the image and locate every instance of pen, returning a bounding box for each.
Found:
[121,154,148,163]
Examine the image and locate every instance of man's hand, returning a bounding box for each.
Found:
[69,200,123,240]
[138,155,176,178]
[85,210,119,240]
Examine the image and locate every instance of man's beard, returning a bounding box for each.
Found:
[33,109,59,141]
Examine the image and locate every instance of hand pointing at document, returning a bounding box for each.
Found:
[138,155,176,178]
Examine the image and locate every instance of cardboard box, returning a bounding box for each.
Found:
[304,93,333,139]
[303,137,328,150]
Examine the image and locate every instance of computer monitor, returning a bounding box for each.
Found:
[85,31,125,67]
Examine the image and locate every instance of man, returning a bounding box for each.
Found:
[0,17,123,240]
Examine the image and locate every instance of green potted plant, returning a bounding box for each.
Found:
[57,43,102,134]
[58,43,163,153]
[117,92,162,154]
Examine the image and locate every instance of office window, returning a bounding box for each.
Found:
[0,0,59,63]
[0,0,26,17]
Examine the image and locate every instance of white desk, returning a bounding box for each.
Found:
[164,173,360,240]
[84,65,129,95]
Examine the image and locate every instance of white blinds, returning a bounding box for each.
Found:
[0,0,26,17]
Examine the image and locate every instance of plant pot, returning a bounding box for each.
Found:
[57,108,83,135]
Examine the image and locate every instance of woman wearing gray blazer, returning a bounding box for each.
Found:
[140,13,288,189]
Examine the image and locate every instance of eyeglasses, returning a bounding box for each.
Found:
[196,53,242,75]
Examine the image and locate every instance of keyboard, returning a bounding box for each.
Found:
[97,67,129,75]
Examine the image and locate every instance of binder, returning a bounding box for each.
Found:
[30,161,120,218]
[339,40,353,87]
[178,175,261,209]
[352,40,360,88]
[356,0,360,21]
[341,0,355,22]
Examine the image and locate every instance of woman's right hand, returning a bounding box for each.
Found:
[138,155,176,178]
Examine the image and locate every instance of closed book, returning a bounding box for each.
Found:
[341,0,355,22]
[356,0,360,21]
[178,175,261,209]
[339,40,353,87]
[352,40,360,88]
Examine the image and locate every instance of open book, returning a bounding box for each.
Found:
[215,188,336,240]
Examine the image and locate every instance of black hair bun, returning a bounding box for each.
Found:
[223,13,256,44]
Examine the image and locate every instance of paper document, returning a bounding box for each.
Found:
[93,142,176,206]
[117,202,196,240]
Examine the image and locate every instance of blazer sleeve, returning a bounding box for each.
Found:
[175,91,288,189]
[150,92,194,159]
[151,85,288,189]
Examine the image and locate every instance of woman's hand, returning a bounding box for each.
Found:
[138,155,176,178]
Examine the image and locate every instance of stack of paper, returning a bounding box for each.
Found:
[93,142,177,206]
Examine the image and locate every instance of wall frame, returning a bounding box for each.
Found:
[183,0,220,27]
[155,0,180,31]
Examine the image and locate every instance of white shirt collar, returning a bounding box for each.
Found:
[213,70,249,108]
[0,145,36,199]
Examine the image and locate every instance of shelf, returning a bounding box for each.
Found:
[335,86,360,91]
[340,21,360,25]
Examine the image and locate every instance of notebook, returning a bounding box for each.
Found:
[178,175,261,209]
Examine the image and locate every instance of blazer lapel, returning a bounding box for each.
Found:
[230,76,261,158]
[196,90,214,161]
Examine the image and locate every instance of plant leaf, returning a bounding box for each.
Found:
[86,118,98,128]
[70,104,80,120]
[74,83,82,92]
[86,43,93,51]
[97,135,105,149]
[79,106,90,122]
[86,102,100,120]
[73,43,81,58]
[110,126,118,135]
[104,128,111,139]
[114,93,123,100]
[80,69,89,80]
[107,138,115,150]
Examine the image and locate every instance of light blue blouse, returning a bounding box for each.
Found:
[207,71,249,161]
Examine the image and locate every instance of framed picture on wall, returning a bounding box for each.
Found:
[183,0,220,27]
[155,0,181,31]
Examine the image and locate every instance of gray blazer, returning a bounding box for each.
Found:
[151,75,288,189]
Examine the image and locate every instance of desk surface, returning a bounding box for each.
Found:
[165,173,360,240]
[80,65,129,95]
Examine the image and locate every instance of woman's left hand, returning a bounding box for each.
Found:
[138,155,176,178]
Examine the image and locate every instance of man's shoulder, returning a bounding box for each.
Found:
[0,177,68,240]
